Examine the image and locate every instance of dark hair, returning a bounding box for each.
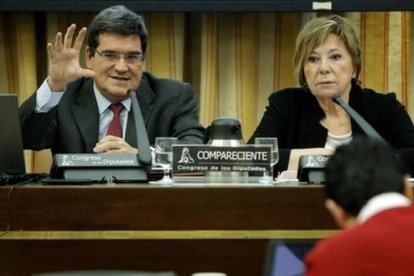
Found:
[86,5,148,56]
[324,138,406,216]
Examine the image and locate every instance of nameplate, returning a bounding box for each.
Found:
[172,145,271,173]
[297,155,330,183]
[54,154,140,167]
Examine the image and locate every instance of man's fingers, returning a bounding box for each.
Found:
[73,27,87,50]
[46,43,54,60]
[103,149,125,154]
[77,68,96,79]
[93,141,121,153]
[54,32,63,51]
[93,138,137,154]
[63,24,76,49]
[94,137,123,152]
[51,24,85,54]
[99,135,123,143]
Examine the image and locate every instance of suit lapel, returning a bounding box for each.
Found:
[136,74,155,124]
[71,79,100,152]
[69,75,155,151]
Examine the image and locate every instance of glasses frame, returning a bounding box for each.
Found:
[93,48,144,65]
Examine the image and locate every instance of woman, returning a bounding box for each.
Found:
[249,15,414,173]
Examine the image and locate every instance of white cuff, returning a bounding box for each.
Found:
[35,78,65,112]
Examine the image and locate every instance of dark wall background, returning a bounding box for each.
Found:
[0,0,413,12]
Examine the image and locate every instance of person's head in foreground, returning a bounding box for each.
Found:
[324,138,412,229]
[305,139,414,276]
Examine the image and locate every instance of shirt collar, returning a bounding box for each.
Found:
[357,192,411,223]
[93,83,131,114]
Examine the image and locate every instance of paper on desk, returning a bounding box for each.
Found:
[276,170,299,183]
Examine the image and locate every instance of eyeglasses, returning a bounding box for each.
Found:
[94,49,144,65]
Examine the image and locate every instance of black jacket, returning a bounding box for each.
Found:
[249,81,414,172]
[20,72,205,154]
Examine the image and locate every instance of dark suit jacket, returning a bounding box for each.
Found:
[19,72,205,154]
[306,205,414,276]
[249,81,414,171]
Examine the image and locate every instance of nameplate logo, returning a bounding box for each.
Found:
[302,155,329,168]
[172,145,271,172]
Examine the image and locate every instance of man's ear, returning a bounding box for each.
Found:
[325,199,353,230]
[403,176,413,202]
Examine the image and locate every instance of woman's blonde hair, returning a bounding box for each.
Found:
[293,15,361,87]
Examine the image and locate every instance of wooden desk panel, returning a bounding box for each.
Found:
[0,184,335,231]
[0,184,335,276]
[2,239,270,276]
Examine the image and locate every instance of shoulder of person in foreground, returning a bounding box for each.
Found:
[306,139,412,273]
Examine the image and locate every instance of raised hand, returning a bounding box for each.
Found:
[46,24,95,91]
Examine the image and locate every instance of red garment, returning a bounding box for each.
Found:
[306,206,414,276]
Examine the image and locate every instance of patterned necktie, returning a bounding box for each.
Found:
[106,103,124,138]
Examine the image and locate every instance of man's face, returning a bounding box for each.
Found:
[86,32,144,102]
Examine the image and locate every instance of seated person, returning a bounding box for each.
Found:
[305,138,414,275]
[19,5,204,156]
[249,15,414,174]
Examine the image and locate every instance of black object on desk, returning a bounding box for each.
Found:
[297,155,329,184]
[0,94,26,176]
[51,153,149,183]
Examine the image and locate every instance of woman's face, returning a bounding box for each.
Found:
[303,34,355,99]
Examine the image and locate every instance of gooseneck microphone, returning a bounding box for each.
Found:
[332,95,385,142]
[298,95,387,184]
[128,88,152,165]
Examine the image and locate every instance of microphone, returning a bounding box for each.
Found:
[297,94,386,184]
[332,95,385,142]
[127,88,152,165]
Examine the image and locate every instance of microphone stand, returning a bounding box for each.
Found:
[332,95,385,142]
[128,88,152,165]
[298,95,387,184]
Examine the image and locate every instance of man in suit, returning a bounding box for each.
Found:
[19,5,204,155]
[306,138,414,275]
